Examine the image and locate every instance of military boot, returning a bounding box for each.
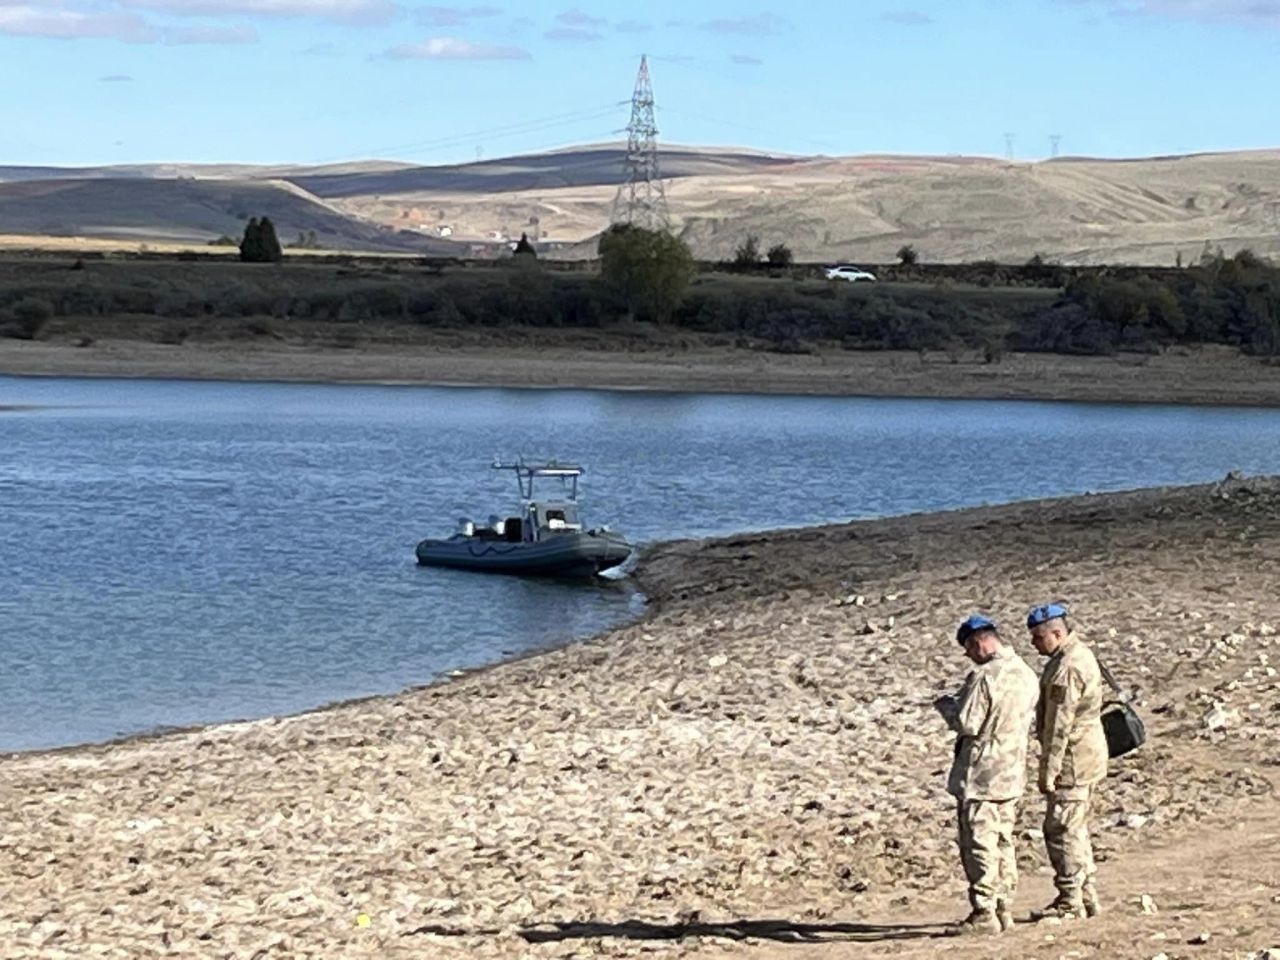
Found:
[1030,897,1084,922]
[995,900,1014,932]
[1081,885,1101,918]
[954,910,1001,935]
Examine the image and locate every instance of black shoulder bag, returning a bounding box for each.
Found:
[1097,659,1147,758]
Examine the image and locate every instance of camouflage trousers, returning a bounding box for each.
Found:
[956,798,1019,913]
[1044,785,1097,900]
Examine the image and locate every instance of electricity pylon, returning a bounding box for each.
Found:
[610,55,670,231]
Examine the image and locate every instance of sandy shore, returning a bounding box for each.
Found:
[3,476,1280,958]
[6,336,1280,406]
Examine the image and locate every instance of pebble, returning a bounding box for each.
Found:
[1203,703,1238,731]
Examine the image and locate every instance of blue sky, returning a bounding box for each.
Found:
[2,0,1279,167]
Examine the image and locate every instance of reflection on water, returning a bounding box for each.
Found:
[3,375,1280,751]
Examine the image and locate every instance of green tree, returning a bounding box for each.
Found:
[512,232,537,258]
[597,223,695,323]
[734,234,761,267]
[766,243,793,267]
[240,216,283,263]
[239,217,261,262]
[897,244,919,266]
[258,217,283,262]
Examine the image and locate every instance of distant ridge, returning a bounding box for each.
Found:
[0,159,419,184]
[2,145,1278,263]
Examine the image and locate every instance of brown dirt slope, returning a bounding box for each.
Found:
[332,148,1280,263]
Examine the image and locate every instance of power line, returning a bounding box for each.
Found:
[306,102,624,165]
[658,106,834,153]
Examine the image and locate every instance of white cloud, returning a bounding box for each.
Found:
[698,12,787,35]
[0,5,156,41]
[555,7,605,27]
[1067,0,1280,27]
[544,25,600,40]
[119,0,399,24]
[165,23,257,42]
[416,5,501,27]
[730,53,762,65]
[382,35,529,58]
[1,0,401,42]
[615,19,649,32]
[881,9,932,25]
[100,72,134,81]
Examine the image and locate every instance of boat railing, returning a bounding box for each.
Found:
[493,458,582,501]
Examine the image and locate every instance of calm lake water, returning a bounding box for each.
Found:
[4,375,1280,752]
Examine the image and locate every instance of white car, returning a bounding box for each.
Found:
[825,264,877,282]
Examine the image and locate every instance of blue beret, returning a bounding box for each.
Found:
[957,614,997,646]
[1027,603,1069,628]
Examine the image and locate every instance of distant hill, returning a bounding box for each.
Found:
[2,145,1278,263]
[0,159,416,184]
[316,147,1280,264]
[292,146,803,198]
[0,177,454,253]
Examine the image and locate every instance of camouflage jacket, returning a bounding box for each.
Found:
[945,646,1040,801]
[1037,635,1108,791]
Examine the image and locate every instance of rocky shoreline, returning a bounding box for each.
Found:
[3,476,1280,958]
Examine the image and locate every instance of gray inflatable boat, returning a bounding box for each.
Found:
[415,461,632,578]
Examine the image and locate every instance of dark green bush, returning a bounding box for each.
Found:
[4,250,1280,359]
[733,235,761,267]
[0,296,54,339]
[13,297,54,324]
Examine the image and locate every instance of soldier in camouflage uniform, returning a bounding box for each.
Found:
[935,614,1040,934]
[1027,603,1108,921]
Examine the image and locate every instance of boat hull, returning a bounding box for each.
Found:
[415,531,632,578]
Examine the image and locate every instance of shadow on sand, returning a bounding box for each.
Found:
[405,918,955,945]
